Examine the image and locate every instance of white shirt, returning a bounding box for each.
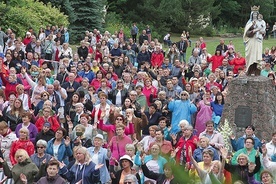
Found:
[140,136,156,152]
[18,93,29,111]
[55,88,67,107]
[266,141,276,158]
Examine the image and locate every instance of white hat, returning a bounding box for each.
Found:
[119,155,133,167]
[94,134,104,140]
[26,32,31,35]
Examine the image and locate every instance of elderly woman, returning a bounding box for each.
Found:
[30,139,52,168]
[71,124,92,148]
[15,111,38,143]
[109,123,132,174]
[199,120,224,150]
[171,124,198,168]
[98,111,134,143]
[9,127,35,165]
[125,108,148,142]
[35,106,60,132]
[193,136,219,162]
[60,146,102,184]
[135,143,167,183]
[0,149,39,184]
[112,155,140,184]
[220,146,261,183]
[46,127,72,165]
[69,113,97,140]
[88,134,111,184]
[168,91,197,134]
[189,147,224,184]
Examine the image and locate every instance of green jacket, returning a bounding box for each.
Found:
[3,158,39,184]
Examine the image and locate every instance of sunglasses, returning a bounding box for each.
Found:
[124,182,133,184]
[181,94,187,96]
[43,95,48,97]
[37,147,45,149]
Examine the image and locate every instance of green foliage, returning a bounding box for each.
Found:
[69,0,104,43]
[0,0,69,37]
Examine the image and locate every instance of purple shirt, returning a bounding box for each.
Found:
[15,123,38,143]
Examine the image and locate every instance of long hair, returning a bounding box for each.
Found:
[214,92,225,105]
[74,147,92,165]
[10,98,24,116]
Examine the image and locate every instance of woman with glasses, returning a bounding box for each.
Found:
[30,139,52,168]
[109,124,132,175]
[189,147,224,183]
[220,145,261,184]
[135,142,167,183]
[35,106,60,132]
[98,111,134,143]
[168,91,197,134]
[46,127,72,165]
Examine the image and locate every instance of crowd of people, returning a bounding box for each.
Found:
[0,19,275,184]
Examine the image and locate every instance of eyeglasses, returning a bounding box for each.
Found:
[117,81,123,83]
[181,94,187,96]
[246,142,253,144]
[37,147,45,149]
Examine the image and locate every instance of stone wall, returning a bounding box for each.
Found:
[220,75,276,141]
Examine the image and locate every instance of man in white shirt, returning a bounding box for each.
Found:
[53,80,67,122]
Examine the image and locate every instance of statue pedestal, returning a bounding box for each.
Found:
[221,76,276,140]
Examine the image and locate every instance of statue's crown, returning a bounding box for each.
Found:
[251,5,260,12]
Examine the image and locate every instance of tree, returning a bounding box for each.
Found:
[0,0,69,37]
[70,0,104,42]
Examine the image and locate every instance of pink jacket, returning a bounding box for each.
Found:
[109,135,132,166]
[98,119,134,143]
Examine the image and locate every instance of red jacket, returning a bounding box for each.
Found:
[207,55,224,72]
[151,51,164,67]
[35,116,60,132]
[175,135,198,165]
[0,73,18,99]
[229,57,246,74]
[9,139,34,165]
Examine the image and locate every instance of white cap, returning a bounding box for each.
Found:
[26,32,31,35]
[94,134,104,140]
